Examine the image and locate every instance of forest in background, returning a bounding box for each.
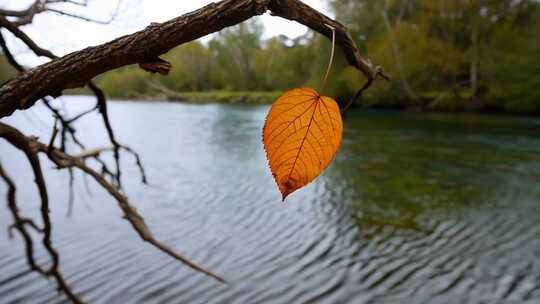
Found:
[1,0,539,114]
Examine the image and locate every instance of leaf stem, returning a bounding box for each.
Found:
[319,24,336,96]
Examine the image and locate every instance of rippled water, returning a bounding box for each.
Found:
[1,96,540,304]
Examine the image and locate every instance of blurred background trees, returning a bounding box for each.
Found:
[3,0,538,114]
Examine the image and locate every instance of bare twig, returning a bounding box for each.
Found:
[0,31,24,72]
[0,122,224,285]
[67,167,75,217]
[341,67,390,114]
[0,0,384,118]
[0,0,121,26]
[341,78,374,114]
[47,119,59,152]
[0,16,56,58]
[73,145,147,184]
[66,106,98,124]
[88,81,123,188]
[0,158,83,303]
[1,13,139,189]
[46,8,114,24]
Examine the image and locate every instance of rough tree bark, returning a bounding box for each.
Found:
[0,0,387,303]
[0,0,381,118]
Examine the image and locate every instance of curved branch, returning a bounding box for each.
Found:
[1,13,133,188]
[0,0,114,26]
[0,16,56,58]
[268,0,376,79]
[73,144,147,184]
[0,0,381,118]
[45,8,115,24]
[0,147,83,303]
[0,1,41,18]
[0,122,224,283]
[0,31,24,72]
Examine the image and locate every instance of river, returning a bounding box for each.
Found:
[1,96,540,303]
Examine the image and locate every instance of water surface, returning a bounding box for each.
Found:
[1,96,540,303]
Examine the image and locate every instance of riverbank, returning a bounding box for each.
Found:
[356,93,540,116]
[165,91,283,104]
[65,89,283,105]
[65,88,540,115]
[4,96,540,303]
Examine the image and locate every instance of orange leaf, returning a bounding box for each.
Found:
[263,87,343,200]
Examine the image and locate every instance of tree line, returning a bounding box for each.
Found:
[331,0,540,114]
[2,0,539,114]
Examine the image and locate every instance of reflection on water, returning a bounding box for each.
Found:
[1,97,540,303]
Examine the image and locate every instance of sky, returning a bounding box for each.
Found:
[0,0,329,66]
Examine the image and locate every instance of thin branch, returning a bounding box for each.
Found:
[67,167,75,217]
[2,13,126,188]
[66,106,98,124]
[0,31,24,72]
[47,119,59,152]
[0,0,41,18]
[46,8,114,24]
[0,0,384,118]
[0,16,56,58]
[341,78,373,114]
[73,144,147,184]
[268,0,376,79]
[88,81,123,189]
[0,156,83,303]
[0,0,119,26]
[0,16,133,189]
[0,17,133,188]
[341,67,390,114]
[0,163,43,272]
[42,98,84,152]
[0,122,224,284]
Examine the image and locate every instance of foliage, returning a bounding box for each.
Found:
[96,0,540,115]
[98,20,317,98]
[328,0,540,113]
[263,88,343,200]
[487,9,540,113]
[263,30,343,200]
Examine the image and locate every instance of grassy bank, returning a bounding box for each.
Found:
[91,89,284,105]
[178,91,283,104]
[66,87,539,116]
[355,90,540,116]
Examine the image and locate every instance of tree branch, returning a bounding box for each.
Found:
[0,122,224,285]
[1,13,137,188]
[0,16,56,58]
[0,0,117,26]
[45,8,114,24]
[0,0,382,118]
[0,149,83,303]
[0,1,386,301]
[268,0,376,79]
[0,31,24,72]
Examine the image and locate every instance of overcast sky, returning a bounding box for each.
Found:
[0,0,329,66]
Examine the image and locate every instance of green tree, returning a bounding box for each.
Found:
[209,19,264,90]
[488,2,540,113]
[162,41,212,92]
